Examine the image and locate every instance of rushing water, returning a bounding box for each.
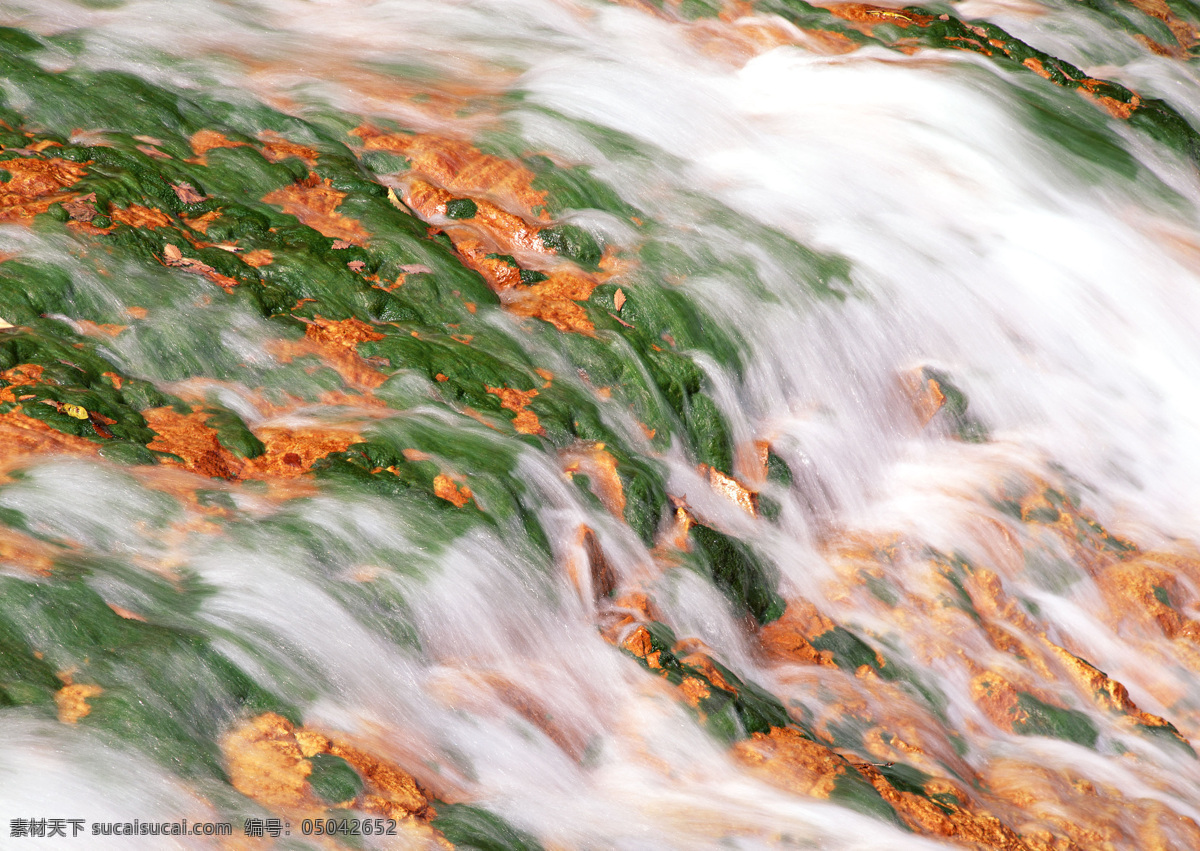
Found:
[3,0,1200,848]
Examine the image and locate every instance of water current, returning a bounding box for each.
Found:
[1,0,1200,848]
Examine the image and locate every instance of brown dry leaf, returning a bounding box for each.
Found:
[160,243,239,293]
[61,192,98,222]
[614,288,626,312]
[171,182,206,204]
[485,385,544,435]
[262,173,369,246]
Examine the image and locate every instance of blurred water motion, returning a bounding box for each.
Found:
[2,0,1200,848]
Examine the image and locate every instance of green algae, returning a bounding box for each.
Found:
[689,525,785,625]
[0,575,293,779]
[308,754,365,805]
[446,198,479,219]
[432,804,545,851]
[619,618,795,743]
[1013,693,1099,748]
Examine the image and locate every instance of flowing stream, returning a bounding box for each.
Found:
[2,0,1200,848]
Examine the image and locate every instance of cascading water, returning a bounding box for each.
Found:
[1,0,1200,848]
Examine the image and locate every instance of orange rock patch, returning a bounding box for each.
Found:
[485,385,544,435]
[110,204,172,229]
[189,129,250,162]
[259,132,319,167]
[352,127,550,220]
[55,682,104,724]
[262,172,369,246]
[222,712,436,825]
[732,726,845,798]
[0,156,90,222]
[561,442,626,517]
[433,474,473,508]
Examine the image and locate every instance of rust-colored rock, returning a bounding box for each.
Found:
[262,172,369,246]
[259,132,319,167]
[351,128,550,220]
[732,726,845,798]
[0,156,89,222]
[433,474,473,508]
[758,600,839,668]
[485,385,544,435]
[561,442,625,517]
[110,204,172,229]
[189,129,249,162]
[55,682,103,725]
[222,712,436,824]
[144,407,242,480]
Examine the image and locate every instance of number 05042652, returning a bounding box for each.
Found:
[301,818,397,836]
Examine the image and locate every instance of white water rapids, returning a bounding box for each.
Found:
[3,0,1200,848]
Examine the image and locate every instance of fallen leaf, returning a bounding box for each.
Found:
[614,288,626,312]
[61,192,98,222]
[88,414,113,439]
[171,182,206,204]
[61,403,88,420]
[136,144,171,160]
